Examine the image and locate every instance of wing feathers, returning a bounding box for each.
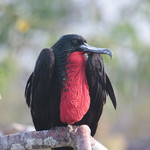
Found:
[25,73,33,107]
[25,48,55,130]
[85,54,116,135]
[106,74,117,109]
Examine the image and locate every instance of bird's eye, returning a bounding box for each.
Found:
[72,39,78,45]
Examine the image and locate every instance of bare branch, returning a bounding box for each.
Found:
[0,125,108,150]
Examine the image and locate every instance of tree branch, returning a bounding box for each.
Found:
[0,125,108,150]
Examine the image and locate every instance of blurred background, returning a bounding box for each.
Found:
[0,0,150,149]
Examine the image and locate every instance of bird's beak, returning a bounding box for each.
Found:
[79,43,112,58]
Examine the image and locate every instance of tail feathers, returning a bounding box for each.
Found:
[106,74,117,109]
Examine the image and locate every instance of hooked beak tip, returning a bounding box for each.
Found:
[105,49,112,58]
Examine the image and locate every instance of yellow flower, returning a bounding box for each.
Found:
[16,19,30,33]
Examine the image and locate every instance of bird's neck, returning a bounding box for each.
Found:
[60,52,90,124]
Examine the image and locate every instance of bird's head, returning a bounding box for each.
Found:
[52,34,112,58]
[52,34,112,88]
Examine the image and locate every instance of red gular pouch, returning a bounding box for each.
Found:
[60,51,90,124]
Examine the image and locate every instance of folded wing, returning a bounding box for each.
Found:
[25,48,55,130]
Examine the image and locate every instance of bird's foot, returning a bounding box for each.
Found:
[67,124,79,133]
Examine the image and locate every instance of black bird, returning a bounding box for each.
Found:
[25,34,116,150]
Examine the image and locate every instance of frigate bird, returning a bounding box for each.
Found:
[25,34,116,150]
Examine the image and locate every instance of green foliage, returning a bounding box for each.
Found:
[0,69,3,76]
[0,54,18,95]
[111,22,139,45]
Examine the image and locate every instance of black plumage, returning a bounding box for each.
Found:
[25,34,116,150]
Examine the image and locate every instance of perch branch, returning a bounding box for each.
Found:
[0,125,108,150]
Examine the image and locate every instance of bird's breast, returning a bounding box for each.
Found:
[60,52,90,124]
